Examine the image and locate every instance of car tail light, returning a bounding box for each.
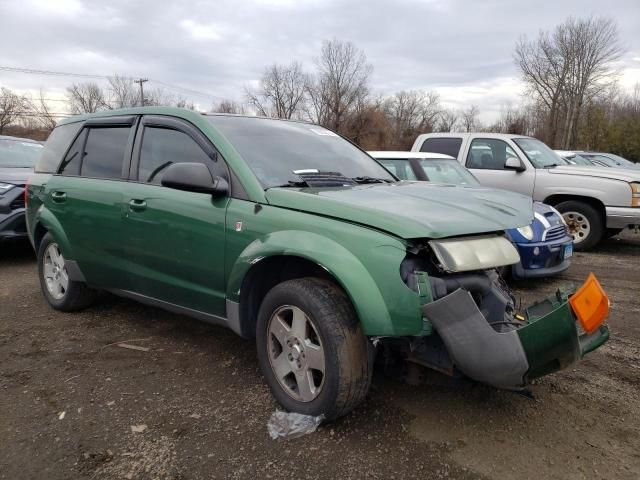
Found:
[569,273,609,334]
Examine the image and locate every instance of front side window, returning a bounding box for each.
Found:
[58,130,86,176]
[138,127,212,184]
[377,159,417,180]
[417,159,480,186]
[513,138,569,169]
[206,116,394,188]
[419,137,462,158]
[81,127,131,179]
[466,139,520,170]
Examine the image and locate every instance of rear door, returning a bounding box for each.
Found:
[121,115,230,317]
[46,116,137,287]
[463,137,535,196]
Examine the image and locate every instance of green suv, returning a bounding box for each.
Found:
[27,108,610,420]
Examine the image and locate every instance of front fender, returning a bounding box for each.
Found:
[226,230,413,336]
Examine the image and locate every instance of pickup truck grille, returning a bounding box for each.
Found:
[544,224,568,241]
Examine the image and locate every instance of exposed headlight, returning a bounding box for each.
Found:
[429,235,520,273]
[0,182,15,194]
[517,225,534,241]
[631,182,639,207]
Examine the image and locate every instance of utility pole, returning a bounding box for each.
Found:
[133,78,148,106]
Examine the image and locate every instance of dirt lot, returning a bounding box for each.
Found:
[1,232,639,480]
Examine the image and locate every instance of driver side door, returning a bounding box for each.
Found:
[121,115,230,317]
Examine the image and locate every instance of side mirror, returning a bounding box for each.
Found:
[504,157,525,172]
[161,162,228,196]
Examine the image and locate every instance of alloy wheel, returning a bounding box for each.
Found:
[267,305,326,402]
[43,243,69,300]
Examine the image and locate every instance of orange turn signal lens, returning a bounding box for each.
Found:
[569,273,610,334]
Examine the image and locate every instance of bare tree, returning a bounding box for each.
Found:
[382,90,441,148]
[435,109,458,132]
[245,61,308,119]
[107,75,138,108]
[307,39,372,132]
[460,104,480,132]
[66,82,107,114]
[211,99,245,114]
[515,16,623,148]
[28,89,58,130]
[0,87,29,134]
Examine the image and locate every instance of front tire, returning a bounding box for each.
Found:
[555,201,603,251]
[256,278,372,420]
[37,233,95,311]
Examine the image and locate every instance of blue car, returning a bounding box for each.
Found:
[504,201,573,279]
[369,151,574,279]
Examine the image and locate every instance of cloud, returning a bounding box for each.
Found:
[0,0,638,120]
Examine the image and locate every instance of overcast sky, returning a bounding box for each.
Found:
[1,0,639,121]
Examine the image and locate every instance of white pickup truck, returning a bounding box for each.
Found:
[411,133,640,250]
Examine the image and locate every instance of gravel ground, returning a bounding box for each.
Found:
[1,231,639,480]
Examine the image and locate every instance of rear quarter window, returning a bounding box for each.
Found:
[35,122,84,173]
[419,138,462,158]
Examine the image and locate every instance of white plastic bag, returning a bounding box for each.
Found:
[267,411,324,439]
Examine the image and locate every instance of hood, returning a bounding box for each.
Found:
[0,167,32,185]
[265,182,534,239]
[549,165,640,182]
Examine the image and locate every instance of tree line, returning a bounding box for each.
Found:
[1,16,638,160]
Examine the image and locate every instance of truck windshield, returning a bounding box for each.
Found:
[206,116,395,188]
[513,138,570,168]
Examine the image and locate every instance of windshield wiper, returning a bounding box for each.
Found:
[268,180,309,189]
[542,163,562,168]
[351,176,393,184]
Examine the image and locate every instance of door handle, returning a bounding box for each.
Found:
[51,191,66,203]
[128,199,147,212]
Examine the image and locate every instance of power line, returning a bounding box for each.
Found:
[0,65,226,102]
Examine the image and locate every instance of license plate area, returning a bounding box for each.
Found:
[564,243,573,259]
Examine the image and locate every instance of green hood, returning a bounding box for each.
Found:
[265,181,533,239]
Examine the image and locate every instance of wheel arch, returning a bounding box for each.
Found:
[226,231,394,338]
[543,194,606,219]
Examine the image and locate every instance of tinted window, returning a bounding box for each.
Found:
[466,138,520,170]
[138,127,213,184]
[58,130,86,175]
[0,139,43,167]
[81,127,130,179]
[417,159,480,186]
[207,116,394,188]
[377,159,417,180]
[35,122,83,173]
[419,138,462,158]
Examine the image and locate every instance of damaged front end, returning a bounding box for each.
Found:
[400,234,610,390]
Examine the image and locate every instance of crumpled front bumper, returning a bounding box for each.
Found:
[421,278,609,390]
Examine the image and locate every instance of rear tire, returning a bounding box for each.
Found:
[555,201,603,251]
[256,277,372,421]
[37,233,95,311]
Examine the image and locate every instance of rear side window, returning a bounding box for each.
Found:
[138,127,213,184]
[81,127,131,179]
[35,122,83,173]
[377,159,417,180]
[419,138,462,158]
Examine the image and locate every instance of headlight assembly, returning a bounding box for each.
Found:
[429,235,520,273]
[517,225,535,241]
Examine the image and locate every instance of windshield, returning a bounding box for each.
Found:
[417,159,480,186]
[606,153,635,167]
[0,139,43,167]
[567,154,594,166]
[513,138,569,168]
[206,116,395,188]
